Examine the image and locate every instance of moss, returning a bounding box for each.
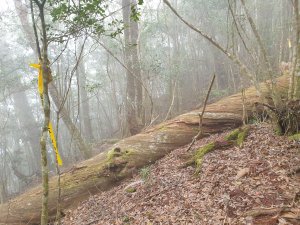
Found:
[289,133,300,141]
[158,125,169,131]
[104,148,137,177]
[139,166,151,181]
[224,126,250,147]
[193,142,215,174]
[106,148,135,161]
[274,123,284,136]
[106,148,122,161]
[125,187,136,193]
[122,215,132,223]
[237,126,249,147]
[224,128,240,141]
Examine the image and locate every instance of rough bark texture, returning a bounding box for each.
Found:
[0,76,289,225]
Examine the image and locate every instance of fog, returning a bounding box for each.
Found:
[0,0,294,203]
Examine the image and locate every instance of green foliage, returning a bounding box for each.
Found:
[130,5,141,22]
[139,166,150,181]
[86,82,102,93]
[48,0,123,39]
[48,0,145,40]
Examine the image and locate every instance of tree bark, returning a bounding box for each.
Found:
[292,0,300,99]
[130,0,143,125]
[0,75,290,225]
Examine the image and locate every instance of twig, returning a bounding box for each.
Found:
[164,80,177,121]
[242,88,247,125]
[187,74,216,151]
[243,206,294,217]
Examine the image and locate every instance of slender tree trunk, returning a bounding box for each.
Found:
[122,0,139,136]
[77,63,94,142]
[130,0,143,126]
[12,79,41,175]
[106,55,121,135]
[15,0,91,159]
[292,0,300,99]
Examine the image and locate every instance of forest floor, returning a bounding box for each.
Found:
[62,123,300,225]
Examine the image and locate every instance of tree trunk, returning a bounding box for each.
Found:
[0,75,290,225]
[12,79,41,175]
[77,63,95,142]
[130,0,143,126]
[292,0,300,99]
[14,0,91,159]
[122,0,139,136]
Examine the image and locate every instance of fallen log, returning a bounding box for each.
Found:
[0,76,290,225]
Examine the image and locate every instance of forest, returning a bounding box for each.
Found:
[0,0,300,224]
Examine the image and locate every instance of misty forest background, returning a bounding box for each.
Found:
[0,0,295,203]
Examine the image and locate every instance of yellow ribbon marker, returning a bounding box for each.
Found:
[29,63,43,95]
[48,122,63,166]
[30,62,63,166]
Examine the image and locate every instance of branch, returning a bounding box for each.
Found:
[163,0,255,83]
[91,36,154,123]
[187,73,216,151]
[30,0,42,59]
[240,0,274,82]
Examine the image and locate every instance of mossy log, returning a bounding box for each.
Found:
[189,126,250,174]
[225,125,250,147]
[0,76,290,225]
[192,141,234,174]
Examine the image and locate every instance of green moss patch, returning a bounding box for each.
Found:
[237,126,250,147]
[224,126,250,148]
[224,128,240,141]
[125,187,136,193]
[104,148,136,176]
[289,133,300,141]
[187,126,251,174]
[193,142,215,174]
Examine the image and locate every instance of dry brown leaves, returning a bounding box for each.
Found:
[62,123,300,225]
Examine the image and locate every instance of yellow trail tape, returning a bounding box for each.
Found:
[29,63,43,95]
[30,62,63,166]
[48,122,63,166]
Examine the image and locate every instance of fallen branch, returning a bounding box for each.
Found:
[243,206,298,217]
[187,74,216,151]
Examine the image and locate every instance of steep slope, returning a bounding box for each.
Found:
[0,76,290,225]
[63,124,300,225]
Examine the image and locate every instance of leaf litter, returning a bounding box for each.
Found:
[62,123,300,225]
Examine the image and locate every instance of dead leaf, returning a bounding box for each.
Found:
[236,168,250,180]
